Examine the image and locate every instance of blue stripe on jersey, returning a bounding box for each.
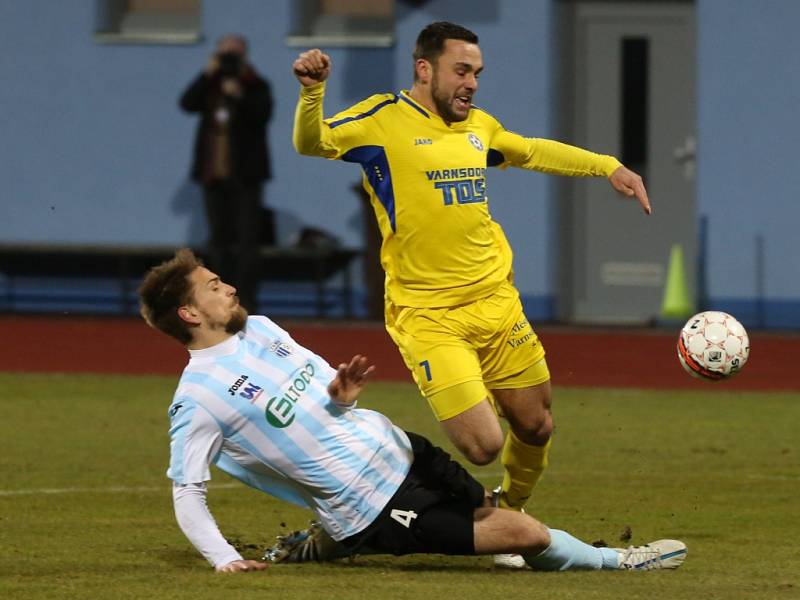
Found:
[214,452,307,508]
[182,373,347,481]
[341,145,396,231]
[167,399,198,483]
[244,319,332,377]
[324,412,405,475]
[398,94,430,118]
[172,321,412,539]
[244,315,290,341]
[181,372,355,501]
[244,317,278,341]
[329,96,398,129]
[238,426,354,536]
[181,371,238,421]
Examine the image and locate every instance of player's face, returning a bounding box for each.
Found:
[430,39,483,122]
[187,267,248,334]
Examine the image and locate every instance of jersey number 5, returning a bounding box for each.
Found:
[390,508,418,528]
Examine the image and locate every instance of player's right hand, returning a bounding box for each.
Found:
[293,49,332,86]
[609,165,651,215]
[216,559,268,573]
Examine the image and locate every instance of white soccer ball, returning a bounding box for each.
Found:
[677,311,750,381]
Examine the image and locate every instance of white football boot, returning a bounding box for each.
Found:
[615,539,688,570]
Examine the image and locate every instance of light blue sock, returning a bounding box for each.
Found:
[524,528,620,571]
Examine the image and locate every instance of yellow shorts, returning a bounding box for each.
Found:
[385,280,549,421]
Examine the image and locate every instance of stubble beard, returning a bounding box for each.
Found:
[431,72,467,123]
[225,305,248,335]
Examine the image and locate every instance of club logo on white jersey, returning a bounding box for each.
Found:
[265,362,316,428]
[269,339,294,358]
[467,133,484,151]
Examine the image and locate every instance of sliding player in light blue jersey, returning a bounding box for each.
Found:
[138,249,686,574]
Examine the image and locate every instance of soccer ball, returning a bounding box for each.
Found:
[677,311,750,381]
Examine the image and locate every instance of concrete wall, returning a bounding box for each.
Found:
[0,0,556,318]
[697,0,800,328]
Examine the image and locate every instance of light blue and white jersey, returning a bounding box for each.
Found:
[167,315,413,541]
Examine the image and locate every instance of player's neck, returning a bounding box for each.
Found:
[408,85,443,121]
[186,328,235,351]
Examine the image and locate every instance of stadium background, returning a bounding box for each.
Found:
[1,0,799,328]
[2,4,799,597]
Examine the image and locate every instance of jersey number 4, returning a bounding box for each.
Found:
[390,509,418,528]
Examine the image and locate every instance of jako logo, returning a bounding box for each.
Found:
[228,375,249,396]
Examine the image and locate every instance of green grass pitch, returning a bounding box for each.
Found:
[1,373,798,599]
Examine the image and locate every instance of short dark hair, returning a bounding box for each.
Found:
[413,21,479,71]
[138,248,202,345]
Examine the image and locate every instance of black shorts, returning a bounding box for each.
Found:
[340,431,485,556]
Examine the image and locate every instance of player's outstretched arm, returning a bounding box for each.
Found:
[292,49,340,157]
[173,482,253,571]
[327,354,375,407]
[216,559,268,573]
[608,165,651,215]
[293,49,332,87]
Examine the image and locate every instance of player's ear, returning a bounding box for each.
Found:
[177,304,201,325]
[415,58,432,84]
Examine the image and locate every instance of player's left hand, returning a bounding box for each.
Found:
[328,354,375,406]
[216,559,268,573]
[609,166,651,215]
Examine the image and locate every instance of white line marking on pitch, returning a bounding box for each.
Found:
[0,472,507,497]
[0,482,241,497]
[4,472,793,497]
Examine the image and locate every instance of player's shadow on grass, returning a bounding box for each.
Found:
[314,555,496,573]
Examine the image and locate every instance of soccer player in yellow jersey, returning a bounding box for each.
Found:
[292,21,651,567]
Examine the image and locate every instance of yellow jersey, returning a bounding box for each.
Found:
[294,82,621,308]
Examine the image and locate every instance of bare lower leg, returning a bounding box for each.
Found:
[492,382,554,508]
[473,507,550,555]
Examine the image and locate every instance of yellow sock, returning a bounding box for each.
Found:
[499,430,552,510]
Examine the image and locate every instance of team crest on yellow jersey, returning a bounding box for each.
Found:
[467,133,484,151]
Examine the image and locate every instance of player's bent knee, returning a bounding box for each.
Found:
[528,413,554,441]
[461,441,501,466]
[452,430,503,465]
[510,413,553,446]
